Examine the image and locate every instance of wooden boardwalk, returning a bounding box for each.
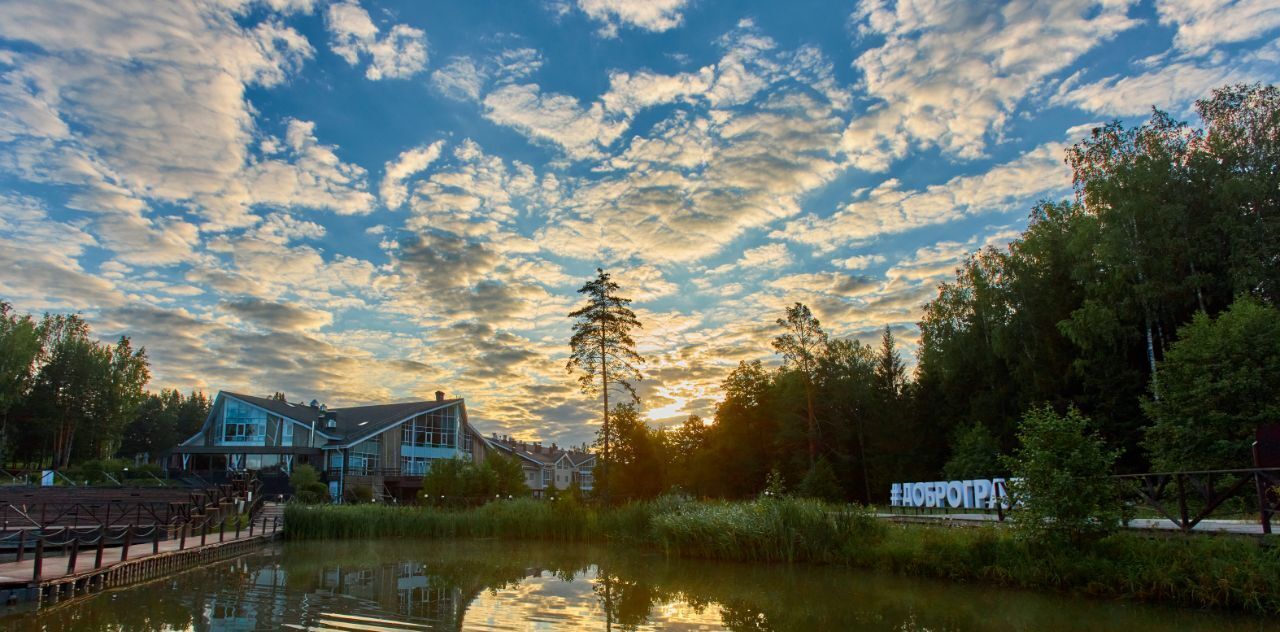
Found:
[0,503,284,606]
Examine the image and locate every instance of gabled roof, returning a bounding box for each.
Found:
[223,391,463,445]
[485,435,595,468]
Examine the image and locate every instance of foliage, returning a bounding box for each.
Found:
[1003,406,1122,545]
[1142,296,1280,471]
[289,464,329,504]
[796,458,844,502]
[567,267,644,502]
[421,455,531,500]
[595,403,666,501]
[772,302,828,465]
[762,468,786,497]
[941,423,1003,480]
[346,484,375,504]
[118,389,209,460]
[0,302,42,461]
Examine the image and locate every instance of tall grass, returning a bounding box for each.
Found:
[282,497,1280,614]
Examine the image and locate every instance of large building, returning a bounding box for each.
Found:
[485,434,595,497]
[173,390,489,502]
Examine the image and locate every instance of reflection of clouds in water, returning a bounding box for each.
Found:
[466,566,725,631]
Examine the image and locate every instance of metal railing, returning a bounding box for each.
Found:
[1114,467,1280,534]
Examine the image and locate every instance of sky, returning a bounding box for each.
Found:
[0,0,1277,447]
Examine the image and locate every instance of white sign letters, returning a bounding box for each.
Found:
[889,478,1011,509]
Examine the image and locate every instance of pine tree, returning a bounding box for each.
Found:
[773,303,828,466]
[567,268,644,503]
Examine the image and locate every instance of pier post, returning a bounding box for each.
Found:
[121,528,132,562]
[95,527,105,569]
[16,529,25,563]
[152,528,159,555]
[219,518,226,542]
[66,535,79,574]
[32,538,43,581]
[179,523,187,550]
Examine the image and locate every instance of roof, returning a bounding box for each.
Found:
[486,435,594,467]
[223,391,463,444]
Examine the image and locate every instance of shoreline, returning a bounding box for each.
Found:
[283,497,1280,615]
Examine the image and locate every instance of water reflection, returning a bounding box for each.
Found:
[2,540,1274,631]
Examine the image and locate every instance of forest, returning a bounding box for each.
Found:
[0,306,208,470]
[590,84,1280,503]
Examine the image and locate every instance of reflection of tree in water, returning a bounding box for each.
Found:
[1,541,1264,632]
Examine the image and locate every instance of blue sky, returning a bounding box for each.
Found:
[1,0,1277,446]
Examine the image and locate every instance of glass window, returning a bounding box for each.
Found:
[221,400,266,445]
[281,419,294,446]
[402,407,457,449]
[400,456,431,476]
[349,438,380,475]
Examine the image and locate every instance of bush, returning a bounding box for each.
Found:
[796,458,843,502]
[1002,405,1122,546]
[289,464,329,504]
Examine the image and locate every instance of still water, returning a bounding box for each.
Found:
[1,539,1273,631]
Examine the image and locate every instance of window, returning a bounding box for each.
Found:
[400,456,431,476]
[221,400,266,445]
[402,407,457,449]
[349,438,380,475]
[281,421,294,446]
[541,468,552,487]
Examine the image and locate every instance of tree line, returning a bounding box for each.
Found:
[0,302,209,469]
[572,83,1280,503]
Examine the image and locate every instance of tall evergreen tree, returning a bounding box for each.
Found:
[772,303,828,466]
[567,268,644,503]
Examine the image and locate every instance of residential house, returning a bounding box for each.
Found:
[172,390,489,502]
[485,434,595,497]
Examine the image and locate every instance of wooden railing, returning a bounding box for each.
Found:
[1114,467,1280,533]
[0,512,282,581]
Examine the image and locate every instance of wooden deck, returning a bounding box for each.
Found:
[0,502,284,606]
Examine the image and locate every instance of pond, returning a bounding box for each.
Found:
[1,539,1273,631]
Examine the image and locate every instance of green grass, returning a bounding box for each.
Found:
[283,497,1280,614]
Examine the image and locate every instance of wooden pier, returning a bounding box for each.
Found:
[0,503,284,607]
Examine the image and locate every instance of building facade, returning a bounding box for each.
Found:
[485,435,595,497]
[173,390,489,502]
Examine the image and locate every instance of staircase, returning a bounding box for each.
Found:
[256,501,286,533]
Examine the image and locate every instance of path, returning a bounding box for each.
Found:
[877,511,1273,536]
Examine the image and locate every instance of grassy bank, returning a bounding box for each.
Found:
[284,498,1280,614]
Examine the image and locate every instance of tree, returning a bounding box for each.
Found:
[796,457,844,502]
[820,338,878,502]
[568,268,644,503]
[0,302,41,460]
[941,423,1003,480]
[1142,297,1280,471]
[594,403,665,501]
[772,303,828,466]
[1002,406,1122,546]
[486,452,530,497]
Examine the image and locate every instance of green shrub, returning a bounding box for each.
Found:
[796,458,843,502]
[1002,405,1122,546]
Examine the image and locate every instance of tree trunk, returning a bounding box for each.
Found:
[805,379,816,467]
[1145,311,1159,400]
[856,415,871,504]
[600,333,610,505]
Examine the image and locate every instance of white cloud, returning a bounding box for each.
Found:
[327,1,428,80]
[709,243,794,275]
[777,141,1070,251]
[1052,42,1276,116]
[432,56,487,101]
[576,0,692,37]
[381,141,446,209]
[1156,0,1280,56]
[843,0,1139,170]
[834,254,886,270]
[483,84,628,160]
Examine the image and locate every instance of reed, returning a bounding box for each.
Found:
[282,497,1280,613]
